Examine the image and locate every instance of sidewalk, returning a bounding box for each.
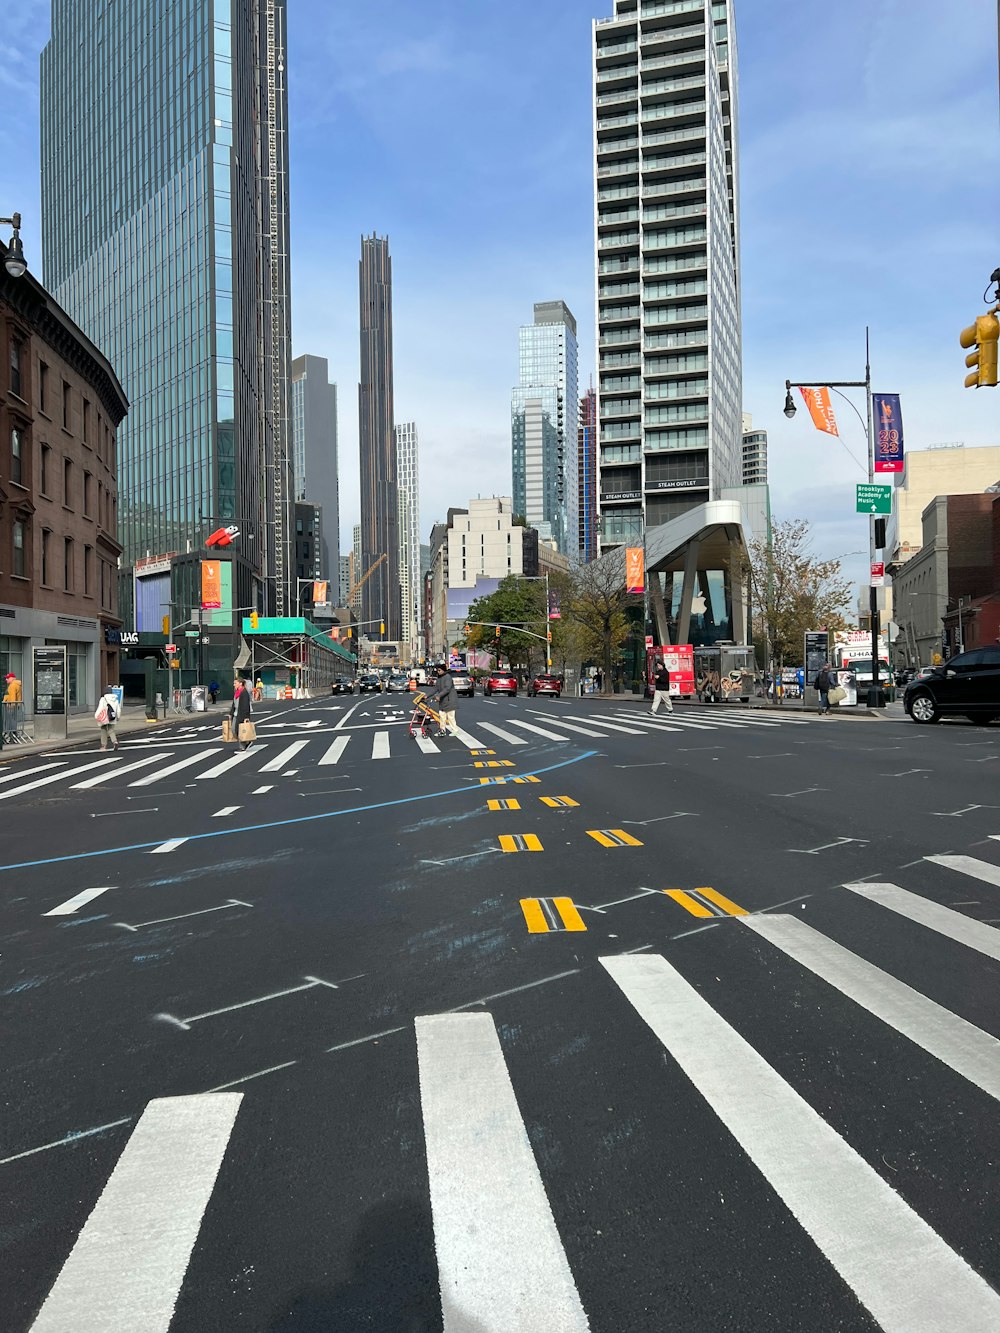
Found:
[0,703,225,764]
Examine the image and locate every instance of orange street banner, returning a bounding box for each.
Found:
[798,386,839,436]
[201,559,222,609]
[313,580,329,605]
[625,547,645,594]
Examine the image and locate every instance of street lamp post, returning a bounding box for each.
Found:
[1,213,27,277]
[784,331,886,706]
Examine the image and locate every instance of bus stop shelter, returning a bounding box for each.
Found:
[239,617,356,697]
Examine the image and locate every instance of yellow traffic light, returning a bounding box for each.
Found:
[346,628,352,639]
[495,625,500,638]
[464,623,470,635]
[960,311,1000,388]
[547,630,552,643]
[162,615,170,635]
[250,610,259,630]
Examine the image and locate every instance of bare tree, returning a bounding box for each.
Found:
[569,549,633,688]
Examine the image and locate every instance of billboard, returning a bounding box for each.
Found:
[625,547,644,594]
[201,560,222,609]
[873,393,904,474]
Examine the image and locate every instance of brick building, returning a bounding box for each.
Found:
[2,240,127,712]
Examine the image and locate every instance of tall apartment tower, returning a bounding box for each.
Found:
[350,523,363,612]
[512,302,580,559]
[41,0,294,612]
[578,387,599,562]
[358,235,399,640]
[740,412,767,485]
[593,0,741,548]
[292,355,340,584]
[395,422,421,658]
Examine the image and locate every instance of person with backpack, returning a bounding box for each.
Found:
[813,662,834,716]
[95,688,121,750]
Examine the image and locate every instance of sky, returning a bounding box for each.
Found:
[4,0,999,597]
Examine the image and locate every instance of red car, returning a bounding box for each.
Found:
[484,671,518,697]
[527,673,562,698]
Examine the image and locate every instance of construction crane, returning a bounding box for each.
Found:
[346,552,388,603]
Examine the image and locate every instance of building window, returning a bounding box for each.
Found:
[12,522,26,578]
[64,537,74,591]
[41,528,52,585]
[0,634,24,683]
[62,381,71,430]
[39,361,48,413]
[41,444,51,495]
[9,338,23,397]
[83,471,93,517]
[10,426,23,485]
[84,545,93,596]
[64,458,73,507]
[82,398,90,443]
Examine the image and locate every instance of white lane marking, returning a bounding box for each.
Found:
[195,749,259,779]
[372,731,391,760]
[414,733,439,754]
[743,914,1000,1101]
[528,717,609,738]
[602,716,684,734]
[157,974,341,1030]
[602,953,1000,1333]
[926,854,1000,889]
[506,719,570,742]
[0,757,119,801]
[843,883,1000,963]
[451,725,488,748]
[556,715,645,735]
[71,754,166,787]
[150,839,188,855]
[416,1013,590,1332]
[611,710,781,731]
[257,740,309,773]
[29,1093,242,1333]
[44,886,112,916]
[0,761,67,785]
[334,698,366,730]
[319,736,350,765]
[114,900,252,932]
[212,806,241,818]
[130,752,215,787]
[252,785,274,794]
[476,722,528,746]
[0,1118,134,1168]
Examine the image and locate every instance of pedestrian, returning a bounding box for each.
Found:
[3,671,22,703]
[95,687,121,750]
[650,660,674,714]
[428,663,458,737]
[209,679,219,705]
[813,661,834,715]
[231,676,254,749]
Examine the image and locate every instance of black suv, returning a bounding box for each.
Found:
[331,676,354,695]
[903,647,1000,724]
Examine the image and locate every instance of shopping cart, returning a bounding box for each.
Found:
[408,691,440,738]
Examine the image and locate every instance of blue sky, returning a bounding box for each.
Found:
[4,0,998,594]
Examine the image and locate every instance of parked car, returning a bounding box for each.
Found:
[903,647,1000,724]
[358,673,382,693]
[484,671,518,697]
[386,673,411,692]
[527,673,563,698]
[452,672,475,697]
[330,676,354,695]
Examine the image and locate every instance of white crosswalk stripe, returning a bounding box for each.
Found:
[843,881,1000,963]
[596,715,684,734]
[524,716,610,738]
[258,740,309,773]
[371,731,391,760]
[476,721,528,745]
[413,733,439,754]
[0,756,118,801]
[925,853,1000,889]
[130,752,216,787]
[505,719,571,742]
[318,737,350,765]
[71,754,165,787]
[195,749,259,779]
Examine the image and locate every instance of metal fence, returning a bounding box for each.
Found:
[1,702,30,746]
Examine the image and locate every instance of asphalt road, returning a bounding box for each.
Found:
[3,692,1000,1331]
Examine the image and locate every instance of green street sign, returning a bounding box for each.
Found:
[856,483,892,514]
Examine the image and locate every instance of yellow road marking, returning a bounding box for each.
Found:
[664,889,715,918]
[487,798,521,811]
[511,775,540,784]
[520,898,549,933]
[694,886,748,916]
[470,750,496,755]
[499,833,544,853]
[553,897,587,931]
[586,829,643,847]
[540,796,580,808]
[480,777,506,785]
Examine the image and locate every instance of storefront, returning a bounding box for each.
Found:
[0,607,101,716]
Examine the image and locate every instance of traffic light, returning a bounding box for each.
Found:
[873,517,886,549]
[380,621,385,635]
[960,311,999,388]
[162,615,170,635]
[547,630,552,643]
[495,626,500,638]
[250,610,259,630]
[464,623,470,636]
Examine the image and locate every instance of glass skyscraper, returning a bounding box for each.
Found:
[41,0,293,611]
[395,422,421,658]
[511,301,579,559]
[292,354,340,587]
[593,0,741,548]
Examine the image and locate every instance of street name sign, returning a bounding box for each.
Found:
[856,483,892,514]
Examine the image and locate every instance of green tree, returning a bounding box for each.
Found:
[746,519,853,671]
[465,576,546,673]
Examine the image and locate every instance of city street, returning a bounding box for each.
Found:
[4,695,1000,1330]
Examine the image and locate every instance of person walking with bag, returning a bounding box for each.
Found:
[95,688,121,750]
[231,676,255,749]
[650,660,673,715]
[813,662,834,716]
[427,664,458,738]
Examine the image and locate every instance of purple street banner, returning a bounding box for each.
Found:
[547,587,562,620]
[873,393,904,474]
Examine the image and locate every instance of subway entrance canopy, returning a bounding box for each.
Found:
[239,616,356,696]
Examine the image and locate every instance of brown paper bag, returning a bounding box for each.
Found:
[222,717,235,742]
[238,720,256,743]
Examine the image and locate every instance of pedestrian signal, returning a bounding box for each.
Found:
[960,311,999,388]
[250,611,259,629]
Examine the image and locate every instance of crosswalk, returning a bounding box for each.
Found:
[19,848,1000,1330]
[0,706,810,806]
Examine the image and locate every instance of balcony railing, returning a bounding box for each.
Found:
[597,135,640,156]
[597,111,639,130]
[597,63,639,83]
[641,21,706,46]
[640,0,703,19]
[642,74,706,97]
[642,150,707,172]
[641,177,706,199]
[642,123,705,147]
[640,99,706,122]
[597,88,639,107]
[596,160,641,178]
[640,46,706,75]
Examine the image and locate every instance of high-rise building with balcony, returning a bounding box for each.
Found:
[593,0,741,549]
[41,0,293,613]
[358,235,399,640]
[578,387,599,562]
[740,411,767,484]
[292,355,339,584]
[395,421,421,657]
[511,301,579,559]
